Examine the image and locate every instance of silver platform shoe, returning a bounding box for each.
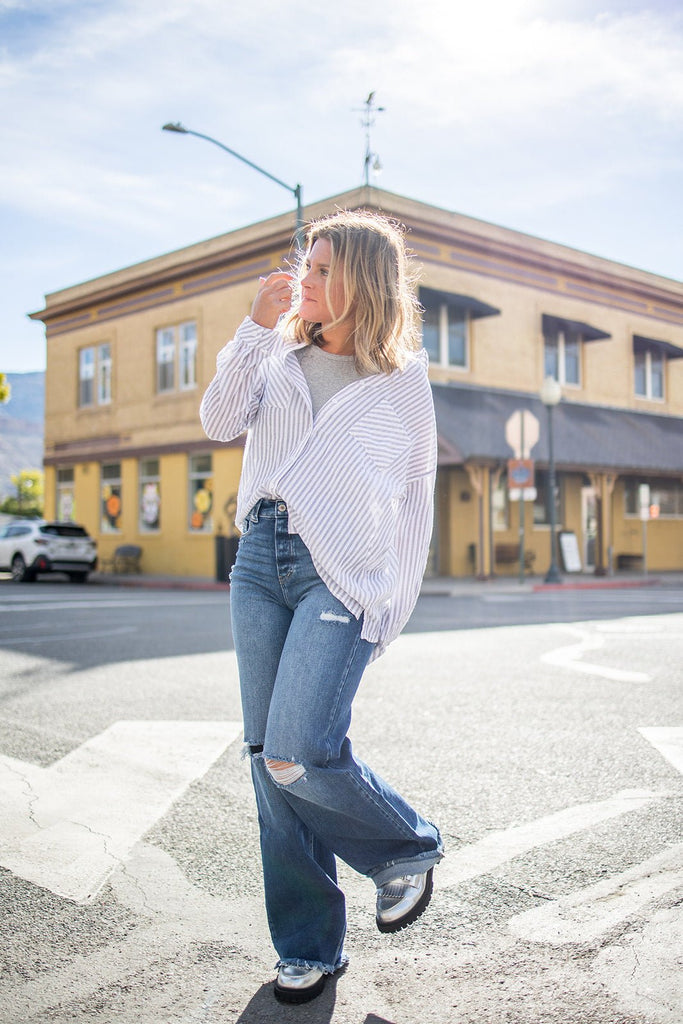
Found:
[375,867,434,933]
[274,964,326,1003]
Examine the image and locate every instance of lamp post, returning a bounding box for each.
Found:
[162,122,304,250]
[540,375,562,583]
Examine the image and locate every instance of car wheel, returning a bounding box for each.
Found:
[11,554,33,582]
[68,572,89,584]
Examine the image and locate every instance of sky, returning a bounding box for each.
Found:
[1,0,682,374]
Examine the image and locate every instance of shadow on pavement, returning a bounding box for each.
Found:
[235,979,337,1023]
[231,973,400,1023]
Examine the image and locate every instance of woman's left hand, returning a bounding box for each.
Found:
[251,272,294,329]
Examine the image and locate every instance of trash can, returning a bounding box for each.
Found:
[215,534,239,583]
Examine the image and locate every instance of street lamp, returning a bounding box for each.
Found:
[540,375,562,584]
[162,122,304,250]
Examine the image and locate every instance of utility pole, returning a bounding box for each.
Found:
[356,92,385,186]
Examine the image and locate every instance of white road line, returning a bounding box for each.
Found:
[438,789,659,888]
[540,625,651,682]
[639,727,683,777]
[0,720,242,903]
[0,597,219,612]
[508,842,683,945]
[1,626,138,644]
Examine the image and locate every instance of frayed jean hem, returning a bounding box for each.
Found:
[276,954,348,976]
[368,845,444,888]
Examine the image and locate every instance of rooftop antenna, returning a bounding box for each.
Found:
[355,91,385,186]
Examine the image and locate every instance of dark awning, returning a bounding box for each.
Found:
[420,286,500,320]
[634,335,683,360]
[431,382,683,475]
[543,313,610,343]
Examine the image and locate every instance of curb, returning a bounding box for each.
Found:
[91,574,228,591]
[90,573,671,595]
[532,577,660,592]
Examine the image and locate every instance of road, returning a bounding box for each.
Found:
[0,581,681,1023]
[1,577,682,668]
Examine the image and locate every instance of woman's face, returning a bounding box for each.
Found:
[299,238,345,327]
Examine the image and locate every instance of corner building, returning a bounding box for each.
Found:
[31,187,683,580]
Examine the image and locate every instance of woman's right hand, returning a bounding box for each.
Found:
[250,272,294,329]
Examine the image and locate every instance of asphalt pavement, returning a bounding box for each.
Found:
[0,576,681,1023]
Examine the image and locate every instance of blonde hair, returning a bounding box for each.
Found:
[284,209,422,374]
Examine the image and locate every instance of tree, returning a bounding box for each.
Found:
[0,372,10,405]
[0,469,44,518]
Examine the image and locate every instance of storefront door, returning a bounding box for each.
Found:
[581,486,597,571]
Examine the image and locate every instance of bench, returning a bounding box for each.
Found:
[100,545,142,574]
[495,543,536,572]
[616,553,643,571]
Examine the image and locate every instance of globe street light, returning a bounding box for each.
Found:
[540,375,563,584]
[162,122,304,250]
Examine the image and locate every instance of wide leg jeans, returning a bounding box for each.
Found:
[229,500,443,973]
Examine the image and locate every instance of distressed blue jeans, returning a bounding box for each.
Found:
[229,500,443,973]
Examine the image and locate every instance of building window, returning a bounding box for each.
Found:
[624,478,683,518]
[420,288,500,369]
[79,344,112,407]
[180,323,198,389]
[492,472,509,531]
[139,458,161,532]
[189,454,212,532]
[56,468,75,521]
[420,291,470,368]
[156,321,197,393]
[533,468,562,526]
[101,462,122,533]
[543,322,581,386]
[157,328,175,392]
[98,344,112,404]
[634,347,664,400]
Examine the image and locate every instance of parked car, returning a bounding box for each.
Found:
[0,520,98,582]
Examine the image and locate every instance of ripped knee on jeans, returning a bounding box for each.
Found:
[265,757,306,785]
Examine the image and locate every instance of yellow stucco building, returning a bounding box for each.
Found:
[31,187,683,580]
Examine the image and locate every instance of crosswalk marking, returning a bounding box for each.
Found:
[508,842,683,944]
[0,720,242,903]
[438,788,659,889]
[639,726,683,777]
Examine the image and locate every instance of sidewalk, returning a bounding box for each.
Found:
[90,568,683,594]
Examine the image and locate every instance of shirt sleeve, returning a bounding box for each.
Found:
[200,317,284,442]
[371,366,437,659]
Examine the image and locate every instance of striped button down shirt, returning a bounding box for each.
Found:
[200,317,437,658]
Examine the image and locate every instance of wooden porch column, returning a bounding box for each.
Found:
[604,473,618,575]
[465,463,488,579]
[588,472,618,575]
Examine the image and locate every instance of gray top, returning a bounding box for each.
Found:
[295,343,366,418]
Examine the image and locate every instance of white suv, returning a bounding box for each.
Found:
[0,520,98,583]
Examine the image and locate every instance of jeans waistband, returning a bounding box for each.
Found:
[247,499,288,522]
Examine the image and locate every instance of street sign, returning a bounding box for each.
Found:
[638,484,651,521]
[507,459,535,489]
[505,409,540,459]
[509,487,537,502]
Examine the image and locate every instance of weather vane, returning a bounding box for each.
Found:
[355,92,385,186]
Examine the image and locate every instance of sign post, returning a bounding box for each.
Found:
[505,410,540,582]
[639,483,650,575]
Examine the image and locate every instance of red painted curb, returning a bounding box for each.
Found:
[533,578,660,592]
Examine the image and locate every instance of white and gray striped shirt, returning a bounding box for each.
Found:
[200,317,437,658]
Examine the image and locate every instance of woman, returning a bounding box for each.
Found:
[200,209,443,1004]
